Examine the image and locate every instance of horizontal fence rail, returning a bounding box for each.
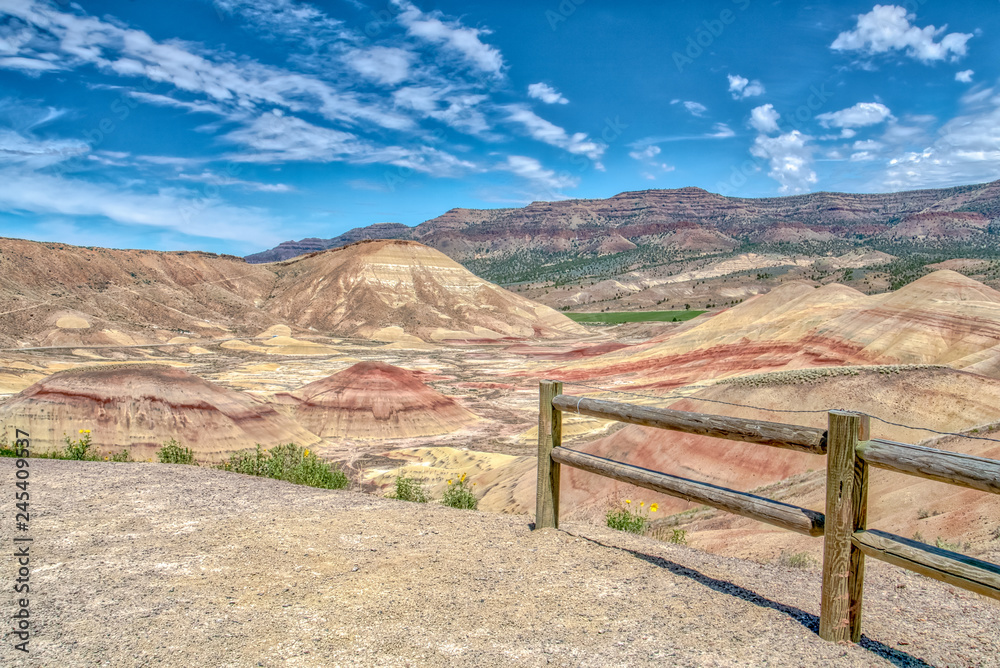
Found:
[551,447,825,536]
[552,394,828,454]
[536,379,1000,645]
[856,438,1000,495]
[852,530,1000,601]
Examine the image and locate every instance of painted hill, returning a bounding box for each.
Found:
[263,239,586,341]
[244,179,1000,263]
[275,361,477,439]
[0,237,583,346]
[0,364,320,460]
[542,270,1000,388]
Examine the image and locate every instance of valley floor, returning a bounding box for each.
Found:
[2,460,997,667]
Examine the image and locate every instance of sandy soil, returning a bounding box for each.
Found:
[1,460,998,667]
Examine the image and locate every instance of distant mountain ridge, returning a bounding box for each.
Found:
[246,180,1000,264]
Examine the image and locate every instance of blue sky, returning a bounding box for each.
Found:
[0,0,998,254]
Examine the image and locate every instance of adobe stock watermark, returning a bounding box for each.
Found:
[522,115,629,203]
[673,0,752,73]
[714,76,838,196]
[545,0,587,31]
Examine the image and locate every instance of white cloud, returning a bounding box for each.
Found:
[670,99,707,117]
[750,130,817,194]
[728,74,765,99]
[0,170,281,245]
[392,86,491,135]
[0,128,89,168]
[708,123,735,138]
[749,104,780,134]
[955,69,974,83]
[527,83,568,105]
[884,87,1000,189]
[393,0,504,75]
[225,112,476,176]
[343,46,414,86]
[817,102,893,128]
[628,144,673,174]
[503,105,606,161]
[498,155,577,192]
[174,171,293,193]
[831,5,972,63]
[852,139,883,151]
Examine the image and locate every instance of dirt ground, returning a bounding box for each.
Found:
[1,460,998,667]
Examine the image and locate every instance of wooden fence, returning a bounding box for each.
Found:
[534,380,1000,643]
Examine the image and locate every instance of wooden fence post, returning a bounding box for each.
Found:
[820,410,863,642]
[535,380,563,529]
[849,414,870,643]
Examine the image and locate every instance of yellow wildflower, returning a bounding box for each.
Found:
[79,429,85,434]
[447,479,453,485]
[650,503,659,513]
[640,502,645,507]
[84,429,91,434]
[104,457,108,461]
[304,449,310,457]
[625,499,631,505]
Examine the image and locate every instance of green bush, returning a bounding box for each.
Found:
[219,444,349,490]
[441,472,477,510]
[157,439,197,465]
[109,449,133,462]
[0,434,16,458]
[387,475,429,503]
[63,430,99,461]
[667,528,687,545]
[606,500,659,534]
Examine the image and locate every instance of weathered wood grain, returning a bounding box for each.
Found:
[535,380,562,529]
[551,394,827,454]
[852,530,1000,601]
[820,411,862,642]
[849,415,870,643]
[856,438,1000,495]
[550,447,825,536]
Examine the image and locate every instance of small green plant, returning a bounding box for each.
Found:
[109,449,133,462]
[913,531,925,542]
[387,475,429,503]
[779,551,818,569]
[935,536,961,551]
[0,434,16,458]
[917,508,941,520]
[157,439,197,465]
[64,430,98,461]
[218,444,349,490]
[667,528,687,545]
[606,500,657,534]
[441,472,478,510]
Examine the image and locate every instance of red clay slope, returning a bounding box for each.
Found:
[278,361,477,439]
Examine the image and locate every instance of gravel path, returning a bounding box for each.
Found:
[1,460,998,667]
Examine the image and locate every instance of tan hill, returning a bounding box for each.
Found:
[0,364,320,460]
[263,239,586,341]
[274,361,477,439]
[543,270,1000,387]
[0,237,583,346]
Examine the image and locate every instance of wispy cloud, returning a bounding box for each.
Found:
[393,0,504,75]
[671,99,707,117]
[528,82,568,105]
[503,105,605,161]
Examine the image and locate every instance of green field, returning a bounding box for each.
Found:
[564,310,707,324]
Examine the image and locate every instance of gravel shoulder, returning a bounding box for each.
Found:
[1,460,998,667]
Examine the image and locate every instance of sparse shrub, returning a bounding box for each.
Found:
[388,475,429,503]
[917,508,941,520]
[667,528,687,545]
[0,434,16,458]
[64,430,98,461]
[913,531,925,543]
[109,449,133,462]
[779,551,818,569]
[991,526,1000,541]
[441,472,478,510]
[935,536,961,551]
[219,444,349,490]
[157,439,196,465]
[607,500,657,534]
